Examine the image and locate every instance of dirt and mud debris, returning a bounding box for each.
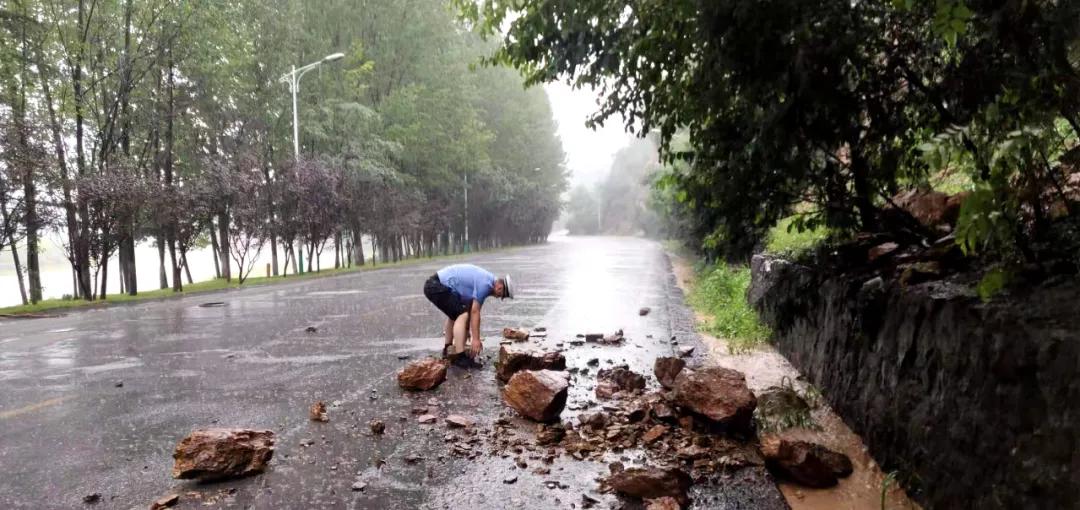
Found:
[171,428,275,481]
[397,358,448,391]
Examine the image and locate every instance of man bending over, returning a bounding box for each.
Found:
[423,264,513,364]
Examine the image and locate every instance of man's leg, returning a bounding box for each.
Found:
[451,311,470,355]
[442,318,454,357]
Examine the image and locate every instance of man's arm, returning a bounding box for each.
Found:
[468,299,482,356]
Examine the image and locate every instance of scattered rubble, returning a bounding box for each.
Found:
[760,436,853,488]
[82,493,101,504]
[496,345,566,382]
[671,367,756,432]
[351,481,366,491]
[653,357,686,389]
[309,401,328,422]
[868,242,899,262]
[597,365,646,395]
[150,493,179,510]
[369,419,385,434]
[502,370,569,422]
[639,307,651,316]
[417,414,438,424]
[305,326,318,333]
[446,415,475,428]
[397,358,449,391]
[606,467,692,505]
[502,327,531,342]
[172,428,275,481]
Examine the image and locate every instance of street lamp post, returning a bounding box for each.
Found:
[279,52,344,274]
[463,172,470,253]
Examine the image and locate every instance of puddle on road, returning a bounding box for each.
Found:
[79,358,143,374]
[235,354,353,365]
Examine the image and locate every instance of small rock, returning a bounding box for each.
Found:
[150,493,179,510]
[496,345,566,382]
[677,346,695,358]
[654,357,686,390]
[536,424,566,445]
[404,454,422,464]
[351,481,366,491]
[642,425,668,444]
[114,381,123,388]
[397,354,412,360]
[639,307,651,316]
[305,326,318,333]
[868,242,899,262]
[597,365,646,393]
[761,437,853,488]
[417,414,438,424]
[82,493,101,504]
[398,358,449,391]
[309,401,328,422]
[586,358,599,366]
[171,429,275,481]
[502,328,531,342]
[606,467,691,505]
[369,420,386,434]
[446,415,475,428]
[502,370,569,422]
[504,475,518,484]
[645,496,682,510]
[595,379,619,400]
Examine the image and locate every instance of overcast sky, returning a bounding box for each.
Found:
[543,81,636,189]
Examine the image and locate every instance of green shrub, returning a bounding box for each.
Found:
[765,216,830,259]
[689,263,771,352]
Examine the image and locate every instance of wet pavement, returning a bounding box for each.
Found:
[0,236,787,509]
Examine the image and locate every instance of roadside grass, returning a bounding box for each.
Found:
[688,262,771,353]
[0,248,495,316]
[765,215,830,259]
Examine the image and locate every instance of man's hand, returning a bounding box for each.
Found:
[469,336,483,357]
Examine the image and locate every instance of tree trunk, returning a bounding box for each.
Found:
[8,239,28,305]
[218,212,232,281]
[208,221,221,278]
[99,252,109,300]
[357,233,365,266]
[73,0,93,301]
[181,249,193,284]
[168,234,182,292]
[157,235,169,289]
[270,236,279,276]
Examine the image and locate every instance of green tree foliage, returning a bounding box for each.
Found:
[460,0,1080,262]
[0,0,567,300]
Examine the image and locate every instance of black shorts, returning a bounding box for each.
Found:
[424,274,468,319]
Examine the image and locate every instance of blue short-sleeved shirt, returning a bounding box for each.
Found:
[437,264,496,306]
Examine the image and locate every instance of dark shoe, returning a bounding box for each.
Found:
[450,353,482,369]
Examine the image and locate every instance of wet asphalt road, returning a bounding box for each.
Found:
[0,236,786,510]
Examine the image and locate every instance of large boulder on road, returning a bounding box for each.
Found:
[398,358,449,391]
[671,366,756,432]
[496,345,566,382]
[502,370,568,422]
[172,428,275,481]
